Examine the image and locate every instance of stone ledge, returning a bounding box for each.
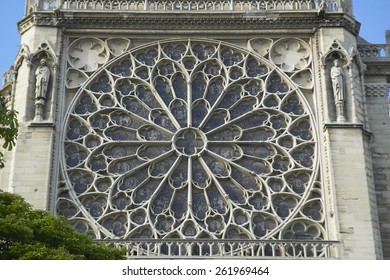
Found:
[324,123,372,138]
[28,121,55,128]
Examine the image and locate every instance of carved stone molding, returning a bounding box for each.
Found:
[63,16,360,33]
[18,12,360,35]
[364,62,390,78]
[365,83,390,97]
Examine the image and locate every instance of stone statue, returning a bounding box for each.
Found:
[318,1,326,17]
[330,59,346,122]
[34,59,50,121]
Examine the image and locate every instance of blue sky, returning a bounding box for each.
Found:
[0,0,389,77]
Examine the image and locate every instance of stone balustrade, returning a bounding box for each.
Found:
[1,68,13,89]
[0,68,13,108]
[358,44,390,58]
[101,239,341,259]
[25,0,352,14]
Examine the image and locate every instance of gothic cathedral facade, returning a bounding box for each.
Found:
[1,0,390,259]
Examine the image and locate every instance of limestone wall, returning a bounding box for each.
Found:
[0,123,54,209]
[366,83,390,259]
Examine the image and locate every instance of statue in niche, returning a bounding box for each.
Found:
[330,59,346,122]
[34,59,50,121]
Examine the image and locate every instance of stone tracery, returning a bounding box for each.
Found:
[58,38,325,245]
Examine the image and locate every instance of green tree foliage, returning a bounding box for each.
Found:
[0,191,126,259]
[0,98,18,169]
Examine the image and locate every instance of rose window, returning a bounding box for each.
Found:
[59,39,325,242]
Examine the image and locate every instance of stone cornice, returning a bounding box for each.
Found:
[18,11,360,35]
[363,60,390,81]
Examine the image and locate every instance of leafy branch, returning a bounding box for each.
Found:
[0,96,18,169]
